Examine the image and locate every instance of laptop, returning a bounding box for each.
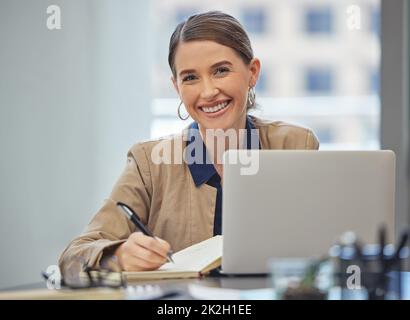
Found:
[221,150,396,274]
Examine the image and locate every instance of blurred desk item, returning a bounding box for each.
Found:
[330,228,410,300]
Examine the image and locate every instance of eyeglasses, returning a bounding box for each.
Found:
[42,257,126,290]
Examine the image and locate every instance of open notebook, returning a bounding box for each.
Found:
[123,235,222,281]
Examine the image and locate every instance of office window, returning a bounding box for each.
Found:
[313,127,334,144]
[371,7,380,36]
[305,7,333,34]
[305,68,334,94]
[255,70,267,95]
[175,8,198,24]
[370,69,380,94]
[241,8,266,34]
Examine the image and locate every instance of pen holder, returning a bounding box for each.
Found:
[330,244,409,300]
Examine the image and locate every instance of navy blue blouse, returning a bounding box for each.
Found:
[186,116,261,235]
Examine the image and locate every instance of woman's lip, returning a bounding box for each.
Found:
[199,100,232,118]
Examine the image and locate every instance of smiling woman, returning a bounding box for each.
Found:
[59,10,320,274]
[169,12,259,134]
[171,41,259,133]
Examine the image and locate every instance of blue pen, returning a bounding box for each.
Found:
[117,202,174,263]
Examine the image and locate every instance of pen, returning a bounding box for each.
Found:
[116,201,174,263]
[378,225,386,259]
[377,225,387,297]
[353,238,364,261]
[393,229,409,262]
[378,225,386,272]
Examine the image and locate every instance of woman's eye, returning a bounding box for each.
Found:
[215,67,230,75]
[182,74,196,82]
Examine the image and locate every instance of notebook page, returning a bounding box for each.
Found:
[159,235,222,272]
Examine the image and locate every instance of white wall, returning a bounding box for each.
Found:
[0,0,153,289]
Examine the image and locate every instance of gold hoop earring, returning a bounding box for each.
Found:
[177,101,190,120]
[247,87,256,108]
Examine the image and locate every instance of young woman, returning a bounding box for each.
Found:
[59,11,319,274]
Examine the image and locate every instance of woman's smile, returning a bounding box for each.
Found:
[198,99,232,118]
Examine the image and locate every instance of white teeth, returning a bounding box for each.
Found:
[201,101,229,113]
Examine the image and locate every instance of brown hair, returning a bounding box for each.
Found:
[168,11,256,110]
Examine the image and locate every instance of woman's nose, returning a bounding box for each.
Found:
[200,79,219,100]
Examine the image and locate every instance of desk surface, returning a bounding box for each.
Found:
[1,273,409,300]
[0,276,271,300]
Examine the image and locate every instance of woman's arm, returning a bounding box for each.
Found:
[58,143,157,273]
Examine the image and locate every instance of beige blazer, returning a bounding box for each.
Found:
[59,116,319,271]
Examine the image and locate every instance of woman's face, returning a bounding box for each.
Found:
[172,40,260,132]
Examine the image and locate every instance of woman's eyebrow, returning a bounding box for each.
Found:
[178,60,233,77]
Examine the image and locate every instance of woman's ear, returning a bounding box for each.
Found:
[249,58,261,87]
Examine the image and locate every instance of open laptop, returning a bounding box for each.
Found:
[221,150,396,274]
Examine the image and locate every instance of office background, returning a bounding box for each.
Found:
[0,0,408,289]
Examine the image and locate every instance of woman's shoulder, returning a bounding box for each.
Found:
[250,115,309,130]
[127,128,191,167]
[250,115,319,150]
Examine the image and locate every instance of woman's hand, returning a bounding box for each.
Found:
[114,232,171,271]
